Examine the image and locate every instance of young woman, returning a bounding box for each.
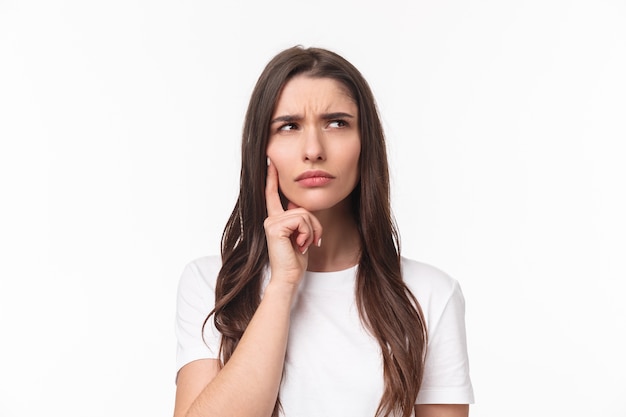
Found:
[174,46,474,417]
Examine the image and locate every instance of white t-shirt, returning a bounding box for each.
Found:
[175,256,474,415]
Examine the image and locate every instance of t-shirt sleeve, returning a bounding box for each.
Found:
[175,257,222,377]
[416,279,475,404]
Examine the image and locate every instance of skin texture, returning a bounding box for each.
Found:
[172,76,469,417]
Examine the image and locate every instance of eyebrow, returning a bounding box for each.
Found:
[270,112,355,124]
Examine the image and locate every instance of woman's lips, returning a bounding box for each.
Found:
[295,170,335,187]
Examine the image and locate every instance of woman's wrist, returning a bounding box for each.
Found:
[264,278,300,302]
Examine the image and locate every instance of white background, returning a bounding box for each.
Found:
[1,1,625,416]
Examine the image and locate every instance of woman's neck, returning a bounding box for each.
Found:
[306,201,361,272]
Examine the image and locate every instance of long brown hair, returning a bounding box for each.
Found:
[204,46,427,417]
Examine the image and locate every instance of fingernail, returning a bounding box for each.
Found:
[266,157,271,167]
[302,246,308,255]
[317,238,322,247]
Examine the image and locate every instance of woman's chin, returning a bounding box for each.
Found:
[289,202,327,212]
[285,196,351,214]
[285,199,329,213]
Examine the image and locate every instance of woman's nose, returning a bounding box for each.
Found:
[303,128,325,161]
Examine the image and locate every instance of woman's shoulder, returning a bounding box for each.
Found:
[179,255,222,290]
[401,257,457,290]
[400,256,463,310]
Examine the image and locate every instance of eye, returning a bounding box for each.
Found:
[278,122,298,131]
[328,119,348,128]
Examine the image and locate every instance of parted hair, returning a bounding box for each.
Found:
[203,46,427,417]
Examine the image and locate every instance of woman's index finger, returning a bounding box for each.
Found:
[265,159,284,216]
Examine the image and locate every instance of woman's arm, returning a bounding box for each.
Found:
[174,359,220,417]
[173,280,299,417]
[415,404,469,417]
[173,161,322,417]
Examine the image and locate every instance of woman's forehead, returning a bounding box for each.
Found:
[272,75,357,117]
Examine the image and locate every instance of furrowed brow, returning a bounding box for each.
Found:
[270,114,302,124]
[321,112,355,120]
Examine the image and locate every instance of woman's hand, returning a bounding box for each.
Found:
[264,159,323,286]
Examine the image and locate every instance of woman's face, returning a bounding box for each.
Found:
[266,75,361,213]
